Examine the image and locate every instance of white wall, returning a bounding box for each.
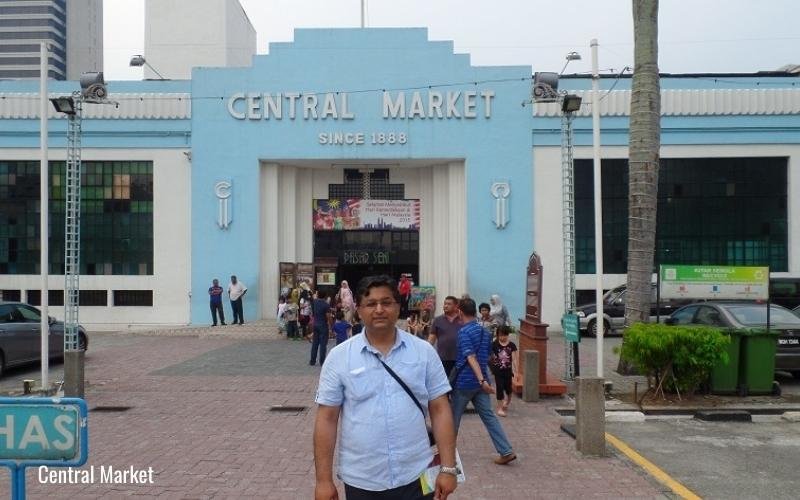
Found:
[534,144,800,331]
[144,0,256,80]
[0,148,192,330]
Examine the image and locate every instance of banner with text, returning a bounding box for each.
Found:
[659,265,769,300]
[314,199,420,231]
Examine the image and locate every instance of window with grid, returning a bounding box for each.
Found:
[328,169,405,200]
[574,157,788,274]
[0,160,153,275]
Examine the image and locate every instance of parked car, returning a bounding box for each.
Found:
[667,301,800,377]
[770,278,800,310]
[0,302,88,377]
[576,284,692,336]
[794,305,800,318]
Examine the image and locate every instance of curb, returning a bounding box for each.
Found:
[557,407,800,421]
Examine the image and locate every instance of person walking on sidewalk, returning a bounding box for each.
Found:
[428,296,463,378]
[313,275,457,500]
[450,298,517,465]
[490,325,518,417]
[310,290,332,366]
[338,280,355,323]
[228,275,247,325]
[398,274,412,318]
[332,309,351,345]
[284,300,300,340]
[208,278,226,326]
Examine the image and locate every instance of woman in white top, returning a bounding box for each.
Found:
[339,280,355,322]
[489,294,510,331]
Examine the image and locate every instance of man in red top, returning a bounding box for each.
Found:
[398,274,412,318]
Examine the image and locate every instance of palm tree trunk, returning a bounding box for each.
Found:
[619,0,661,374]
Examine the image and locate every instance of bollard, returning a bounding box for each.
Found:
[63,350,85,397]
[23,379,35,395]
[575,376,606,456]
[522,350,539,402]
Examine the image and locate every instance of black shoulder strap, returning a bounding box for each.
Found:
[374,354,425,417]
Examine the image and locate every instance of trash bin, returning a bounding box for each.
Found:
[738,329,779,396]
[710,331,741,394]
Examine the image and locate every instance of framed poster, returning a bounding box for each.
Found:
[279,262,296,296]
[409,286,436,312]
[296,263,315,289]
[316,268,337,287]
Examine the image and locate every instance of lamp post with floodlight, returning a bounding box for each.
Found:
[48,72,113,397]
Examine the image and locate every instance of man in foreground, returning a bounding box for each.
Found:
[313,275,458,500]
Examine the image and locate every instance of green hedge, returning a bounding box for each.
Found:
[617,323,730,394]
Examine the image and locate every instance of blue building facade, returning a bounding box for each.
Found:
[1,28,798,328]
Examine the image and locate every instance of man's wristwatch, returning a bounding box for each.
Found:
[479,379,487,385]
[439,465,459,476]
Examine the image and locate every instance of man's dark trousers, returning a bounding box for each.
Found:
[310,323,329,365]
[210,302,225,325]
[344,480,433,499]
[231,298,244,325]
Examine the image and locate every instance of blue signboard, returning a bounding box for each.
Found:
[0,398,88,500]
[562,313,581,343]
[0,403,80,460]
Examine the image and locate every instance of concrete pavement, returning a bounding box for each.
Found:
[0,324,667,499]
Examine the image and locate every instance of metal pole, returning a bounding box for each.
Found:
[39,41,50,391]
[591,39,604,378]
[361,0,366,28]
[561,109,577,380]
[63,97,84,397]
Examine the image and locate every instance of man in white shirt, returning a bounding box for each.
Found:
[228,275,248,325]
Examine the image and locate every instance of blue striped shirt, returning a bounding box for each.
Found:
[454,320,492,390]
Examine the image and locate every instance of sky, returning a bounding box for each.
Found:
[103,0,798,80]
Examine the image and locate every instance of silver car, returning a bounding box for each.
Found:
[669,301,800,376]
[0,302,88,377]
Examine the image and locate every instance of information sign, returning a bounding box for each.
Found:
[660,265,769,300]
[562,313,581,343]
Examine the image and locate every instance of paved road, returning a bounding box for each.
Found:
[0,330,666,499]
[607,417,800,500]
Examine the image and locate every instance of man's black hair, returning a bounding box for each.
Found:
[317,289,327,299]
[459,297,477,317]
[355,275,402,305]
[444,295,459,305]
[478,302,490,312]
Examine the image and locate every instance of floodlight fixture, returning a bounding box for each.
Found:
[561,94,583,113]
[129,54,167,80]
[533,72,560,102]
[50,96,76,115]
[79,71,107,101]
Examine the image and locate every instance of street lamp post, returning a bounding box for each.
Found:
[50,72,111,397]
[50,92,83,397]
[533,52,584,381]
[561,93,582,380]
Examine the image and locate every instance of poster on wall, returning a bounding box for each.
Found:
[296,263,315,289]
[279,262,296,295]
[316,267,337,286]
[409,286,436,312]
[313,199,420,230]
